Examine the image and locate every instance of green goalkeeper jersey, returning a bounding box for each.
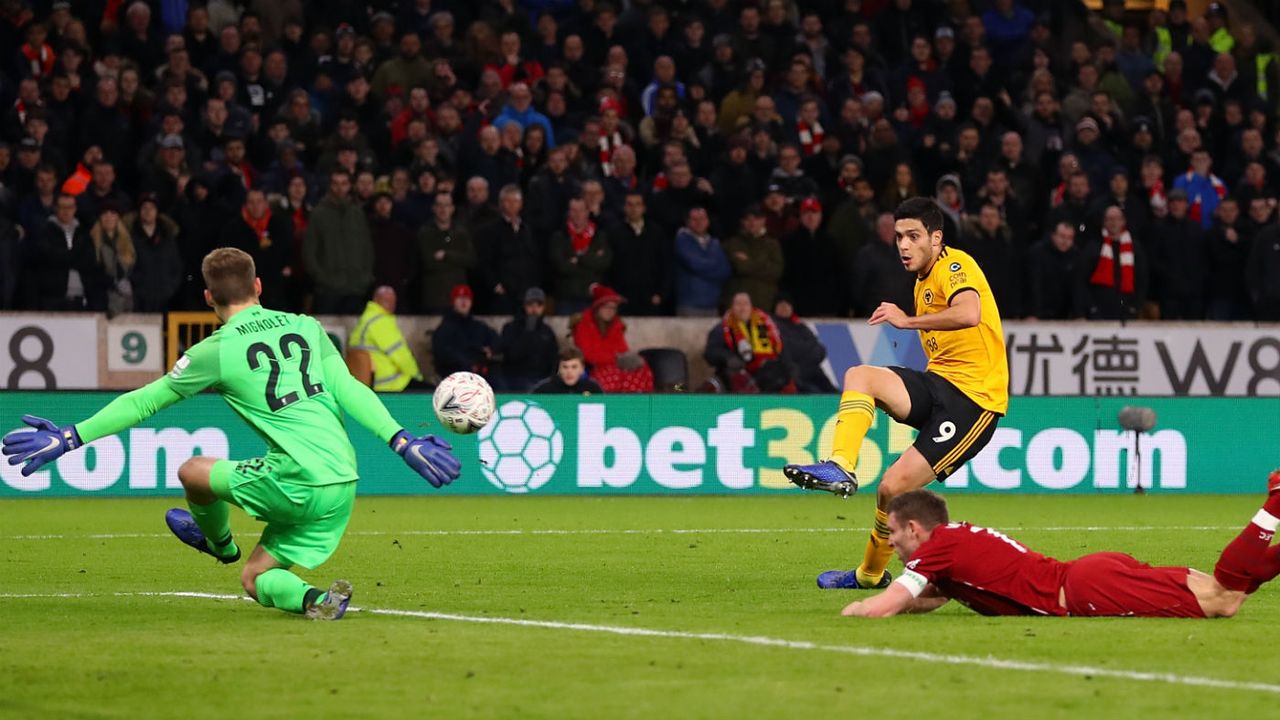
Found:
[75,305,403,485]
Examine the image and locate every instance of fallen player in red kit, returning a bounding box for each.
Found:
[843,472,1280,619]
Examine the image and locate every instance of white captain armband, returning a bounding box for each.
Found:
[895,568,930,598]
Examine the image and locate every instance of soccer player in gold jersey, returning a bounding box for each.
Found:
[784,197,1009,589]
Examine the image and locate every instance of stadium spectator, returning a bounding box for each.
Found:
[432,284,499,379]
[572,283,654,393]
[1148,188,1206,319]
[0,0,1268,330]
[761,184,797,240]
[477,184,541,315]
[1173,148,1228,229]
[1026,221,1088,320]
[708,136,760,234]
[770,143,820,202]
[367,192,417,308]
[18,164,58,241]
[532,346,604,395]
[772,294,836,394]
[525,146,576,238]
[1249,210,1280,321]
[781,197,841,317]
[1085,205,1149,320]
[854,212,916,317]
[494,82,556,146]
[498,287,560,392]
[349,286,423,392]
[1206,197,1253,320]
[0,215,16,309]
[303,170,373,314]
[703,290,793,393]
[604,192,670,316]
[221,189,293,310]
[958,203,1021,318]
[125,194,183,313]
[30,193,99,311]
[550,197,612,315]
[371,32,432,101]
[719,203,782,310]
[76,162,131,226]
[673,206,730,316]
[1090,166,1149,240]
[418,191,476,315]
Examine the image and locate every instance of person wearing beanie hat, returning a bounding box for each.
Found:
[432,283,499,380]
[496,287,559,392]
[571,283,654,393]
[770,293,837,393]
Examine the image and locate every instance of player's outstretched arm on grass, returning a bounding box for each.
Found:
[317,330,461,488]
[3,381,184,476]
[841,581,948,617]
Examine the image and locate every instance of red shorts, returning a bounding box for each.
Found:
[1062,552,1206,618]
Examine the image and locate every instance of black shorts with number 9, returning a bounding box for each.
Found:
[888,367,1001,482]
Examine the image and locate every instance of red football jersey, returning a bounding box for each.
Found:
[896,522,1070,616]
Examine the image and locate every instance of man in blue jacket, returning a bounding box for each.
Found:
[674,205,731,316]
[492,82,555,147]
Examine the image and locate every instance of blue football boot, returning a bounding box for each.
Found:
[305,580,354,621]
[784,460,858,498]
[165,508,240,564]
[816,569,894,590]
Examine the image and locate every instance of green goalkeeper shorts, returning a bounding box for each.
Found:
[209,457,357,570]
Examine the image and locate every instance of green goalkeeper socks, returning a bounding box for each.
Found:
[186,499,239,560]
[255,568,317,614]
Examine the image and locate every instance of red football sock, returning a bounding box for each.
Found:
[1214,507,1280,592]
[1247,546,1280,594]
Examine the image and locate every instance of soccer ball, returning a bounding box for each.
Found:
[477,400,564,493]
[432,372,496,434]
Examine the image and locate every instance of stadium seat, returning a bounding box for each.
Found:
[639,348,688,393]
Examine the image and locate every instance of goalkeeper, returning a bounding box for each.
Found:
[2,248,461,620]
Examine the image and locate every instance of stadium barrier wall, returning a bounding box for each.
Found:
[3,312,1279,396]
[2,393,1276,497]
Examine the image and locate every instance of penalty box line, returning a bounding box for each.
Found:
[0,526,1237,541]
[0,590,1277,696]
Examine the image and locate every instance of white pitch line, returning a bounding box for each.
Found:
[0,525,1237,541]
[1,590,1277,695]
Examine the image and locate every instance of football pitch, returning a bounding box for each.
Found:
[2,494,1277,719]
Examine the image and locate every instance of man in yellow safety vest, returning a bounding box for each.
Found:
[350,286,424,392]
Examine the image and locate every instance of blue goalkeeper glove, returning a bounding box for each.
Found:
[2,415,83,477]
[390,430,461,488]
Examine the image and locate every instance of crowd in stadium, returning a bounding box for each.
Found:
[1,0,1280,327]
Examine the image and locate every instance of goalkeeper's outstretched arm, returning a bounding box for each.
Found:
[75,381,185,443]
[3,379,185,476]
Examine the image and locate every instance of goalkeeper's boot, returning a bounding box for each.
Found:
[305,580,353,621]
[164,508,240,564]
[784,460,858,498]
[1268,469,1280,495]
[816,569,893,590]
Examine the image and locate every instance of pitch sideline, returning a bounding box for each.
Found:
[1,589,1277,695]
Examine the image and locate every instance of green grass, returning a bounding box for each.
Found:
[1,494,1277,719]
